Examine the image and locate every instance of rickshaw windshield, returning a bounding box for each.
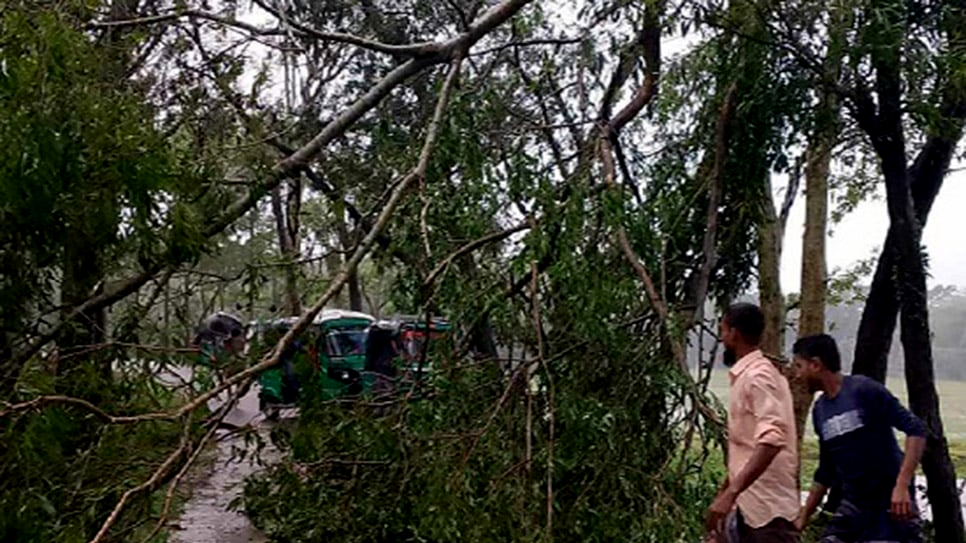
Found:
[324,327,368,357]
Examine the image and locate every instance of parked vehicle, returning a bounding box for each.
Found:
[249,310,375,419]
[362,315,453,396]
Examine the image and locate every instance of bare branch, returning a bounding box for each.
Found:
[606,2,661,135]
[252,1,439,57]
[421,221,532,299]
[471,37,582,57]
[0,395,178,424]
[92,9,427,56]
[689,82,737,325]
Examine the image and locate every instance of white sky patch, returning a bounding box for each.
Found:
[779,164,966,292]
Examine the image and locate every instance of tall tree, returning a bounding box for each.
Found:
[847,0,966,538]
[271,178,303,315]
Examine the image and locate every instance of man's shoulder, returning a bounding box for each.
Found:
[737,355,791,395]
[846,374,889,398]
[745,353,786,379]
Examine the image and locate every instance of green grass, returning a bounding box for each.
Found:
[706,370,966,478]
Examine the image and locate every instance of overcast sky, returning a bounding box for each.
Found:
[779,167,966,293]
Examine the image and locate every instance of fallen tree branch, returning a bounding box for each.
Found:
[688,82,737,325]
[89,376,250,543]
[88,416,193,543]
[421,220,532,300]
[6,0,533,380]
[0,395,179,424]
[138,413,225,543]
[599,137,686,368]
[169,53,467,420]
[454,364,525,479]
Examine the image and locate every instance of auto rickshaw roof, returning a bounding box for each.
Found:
[315,309,376,325]
[248,309,375,331]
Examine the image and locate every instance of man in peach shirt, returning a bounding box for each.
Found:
[706,303,800,543]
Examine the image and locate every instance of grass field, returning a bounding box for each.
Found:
[706,370,966,479]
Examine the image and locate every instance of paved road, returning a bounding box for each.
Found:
[165,367,272,543]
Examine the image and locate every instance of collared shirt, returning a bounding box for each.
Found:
[728,349,800,528]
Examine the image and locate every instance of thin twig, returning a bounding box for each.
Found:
[421,221,532,300]
[420,185,434,259]
[470,36,583,57]
[454,364,524,478]
[0,395,179,424]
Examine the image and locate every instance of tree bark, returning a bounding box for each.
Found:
[798,127,834,336]
[271,179,302,315]
[786,124,835,483]
[57,239,108,387]
[757,176,784,356]
[851,138,958,381]
[880,148,964,543]
[792,70,839,462]
[335,215,364,312]
[347,269,364,312]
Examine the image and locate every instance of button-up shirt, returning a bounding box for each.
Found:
[727,349,800,528]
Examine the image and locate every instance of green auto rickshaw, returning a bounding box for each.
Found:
[362,315,453,398]
[249,309,375,419]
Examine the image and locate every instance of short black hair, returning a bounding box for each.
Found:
[723,303,764,345]
[793,334,841,372]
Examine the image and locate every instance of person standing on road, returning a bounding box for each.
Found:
[192,311,247,391]
[793,334,926,543]
[706,303,800,543]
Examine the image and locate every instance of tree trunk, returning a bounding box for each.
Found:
[347,269,364,312]
[57,240,108,387]
[271,180,302,315]
[458,254,499,359]
[791,80,838,469]
[757,176,784,356]
[798,127,834,337]
[883,159,964,542]
[852,139,956,380]
[850,239,899,382]
[335,216,364,312]
[864,28,964,532]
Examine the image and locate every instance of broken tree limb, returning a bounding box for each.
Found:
[5,0,533,384]
[169,54,467,421]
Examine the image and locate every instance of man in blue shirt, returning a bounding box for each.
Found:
[792,334,927,542]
